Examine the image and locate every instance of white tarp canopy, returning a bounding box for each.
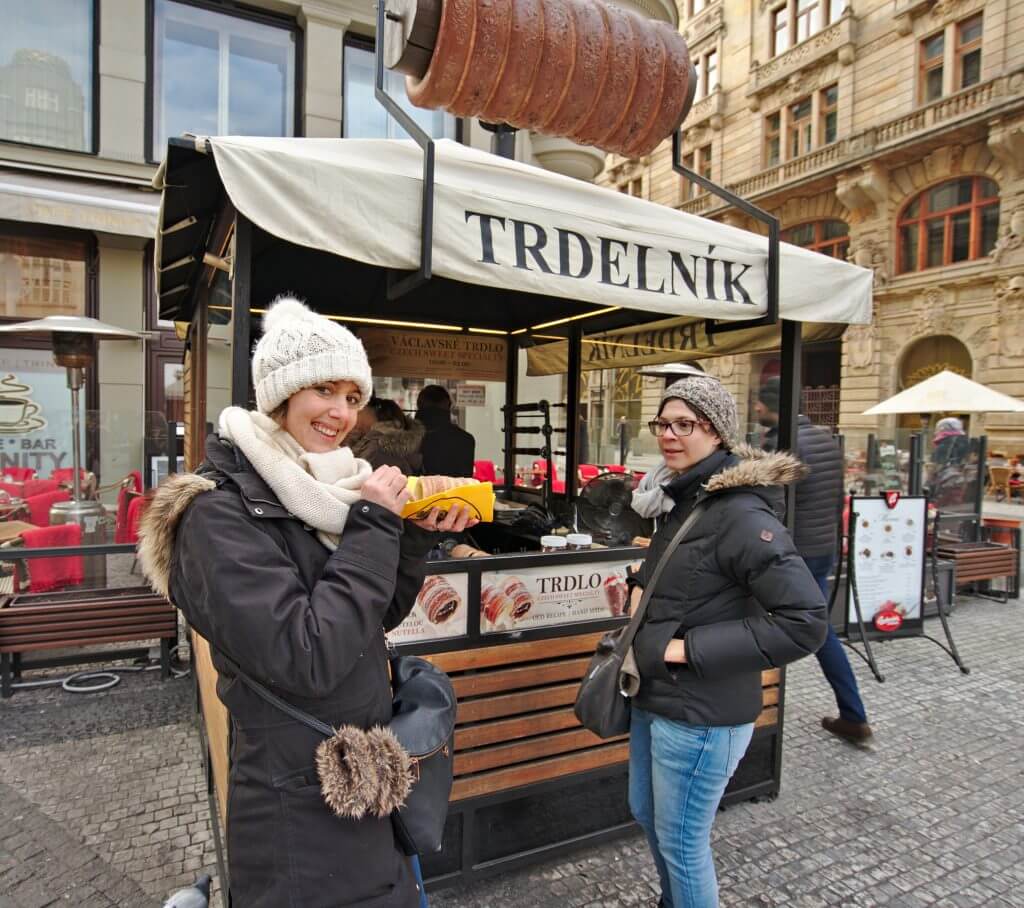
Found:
[193,136,873,326]
[863,370,1024,415]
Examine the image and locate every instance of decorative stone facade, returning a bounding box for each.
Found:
[600,0,1024,453]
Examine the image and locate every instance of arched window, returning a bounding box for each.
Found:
[782,219,849,259]
[897,177,999,273]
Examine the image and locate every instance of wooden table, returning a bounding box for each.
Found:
[0,521,32,544]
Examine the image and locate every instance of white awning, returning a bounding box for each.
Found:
[186,136,872,326]
[0,170,160,238]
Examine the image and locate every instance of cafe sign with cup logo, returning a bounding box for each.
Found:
[0,349,81,478]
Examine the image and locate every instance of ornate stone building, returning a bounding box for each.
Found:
[602,0,1024,454]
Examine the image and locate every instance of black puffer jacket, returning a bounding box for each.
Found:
[765,415,844,559]
[139,436,433,908]
[632,446,827,727]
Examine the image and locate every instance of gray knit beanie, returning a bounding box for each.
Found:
[252,296,372,414]
[658,375,739,450]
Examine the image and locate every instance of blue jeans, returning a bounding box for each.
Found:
[629,707,753,908]
[410,855,428,907]
[803,555,868,725]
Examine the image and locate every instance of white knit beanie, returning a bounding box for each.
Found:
[252,296,372,414]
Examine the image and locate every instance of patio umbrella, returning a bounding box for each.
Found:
[863,370,1024,415]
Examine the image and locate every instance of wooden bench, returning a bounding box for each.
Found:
[935,540,1019,600]
[425,631,781,803]
[0,586,178,697]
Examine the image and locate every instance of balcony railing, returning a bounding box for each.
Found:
[677,70,1022,216]
[748,11,857,97]
[684,88,724,129]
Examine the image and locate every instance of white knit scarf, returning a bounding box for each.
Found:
[218,407,373,551]
[630,461,678,518]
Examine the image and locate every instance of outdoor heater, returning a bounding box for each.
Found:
[0,316,142,577]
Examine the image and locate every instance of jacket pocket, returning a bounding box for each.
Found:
[278,774,402,907]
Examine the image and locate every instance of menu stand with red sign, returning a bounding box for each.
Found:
[842,493,968,680]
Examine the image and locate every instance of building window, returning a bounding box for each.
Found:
[695,50,718,100]
[681,146,712,199]
[919,31,945,103]
[0,228,88,320]
[764,111,781,166]
[689,0,707,15]
[897,177,999,273]
[956,14,983,90]
[787,96,813,159]
[151,0,297,159]
[783,220,849,259]
[619,177,643,198]
[0,0,95,152]
[770,0,846,57]
[820,84,838,144]
[343,37,456,140]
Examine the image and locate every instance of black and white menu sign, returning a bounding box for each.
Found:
[846,496,926,638]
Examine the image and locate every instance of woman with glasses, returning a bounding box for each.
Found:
[627,376,827,908]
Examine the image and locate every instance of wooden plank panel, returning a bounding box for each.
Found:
[761,668,781,685]
[762,687,779,707]
[3,597,168,615]
[451,742,630,801]
[2,629,177,653]
[0,620,175,647]
[754,706,778,729]
[457,683,579,724]
[0,612,176,635]
[454,727,625,775]
[455,707,581,750]
[451,657,591,698]
[427,632,607,673]
[193,631,230,827]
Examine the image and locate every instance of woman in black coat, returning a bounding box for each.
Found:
[140,297,474,908]
[628,376,827,908]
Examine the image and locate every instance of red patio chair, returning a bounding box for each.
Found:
[1,466,35,482]
[578,464,600,486]
[19,523,84,593]
[25,489,70,527]
[124,494,146,545]
[603,464,627,474]
[473,460,503,486]
[21,478,60,499]
[113,472,145,543]
[0,481,22,498]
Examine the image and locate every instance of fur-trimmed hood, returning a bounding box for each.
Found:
[349,420,424,461]
[137,472,216,599]
[702,443,807,495]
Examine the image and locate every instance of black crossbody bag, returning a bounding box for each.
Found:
[574,503,706,739]
[235,651,456,855]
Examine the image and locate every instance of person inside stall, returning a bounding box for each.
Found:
[416,385,475,478]
[139,297,476,908]
[931,416,969,466]
[349,395,425,475]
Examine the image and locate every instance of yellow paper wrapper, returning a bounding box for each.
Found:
[401,481,495,522]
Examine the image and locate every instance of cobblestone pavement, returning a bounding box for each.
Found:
[1,593,1022,907]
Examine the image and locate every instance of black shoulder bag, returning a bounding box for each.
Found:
[574,502,706,739]
[235,651,456,855]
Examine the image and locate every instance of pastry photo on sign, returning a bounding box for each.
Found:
[416,575,463,625]
[481,577,535,630]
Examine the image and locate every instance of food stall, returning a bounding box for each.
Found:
[153,119,871,890]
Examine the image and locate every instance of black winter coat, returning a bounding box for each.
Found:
[632,446,827,726]
[417,409,475,477]
[764,416,844,559]
[139,436,433,908]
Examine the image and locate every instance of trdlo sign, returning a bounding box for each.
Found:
[359,328,506,382]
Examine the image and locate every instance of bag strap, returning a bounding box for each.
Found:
[235,671,336,738]
[616,501,707,656]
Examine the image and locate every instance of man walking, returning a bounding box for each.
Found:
[756,378,873,743]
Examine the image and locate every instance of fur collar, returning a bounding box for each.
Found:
[352,420,424,459]
[137,473,216,599]
[702,443,807,495]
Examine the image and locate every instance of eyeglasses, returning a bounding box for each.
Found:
[648,418,705,438]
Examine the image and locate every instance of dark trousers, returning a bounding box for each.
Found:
[803,555,869,725]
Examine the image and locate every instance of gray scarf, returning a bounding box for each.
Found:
[630,462,678,518]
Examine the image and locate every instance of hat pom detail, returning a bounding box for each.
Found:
[263,295,317,333]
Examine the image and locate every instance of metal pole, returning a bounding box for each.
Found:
[565,326,582,501]
[909,433,923,496]
[777,319,803,532]
[504,340,518,492]
[231,216,252,408]
[68,367,83,502]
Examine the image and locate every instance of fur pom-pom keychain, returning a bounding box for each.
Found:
[316,725,414,819]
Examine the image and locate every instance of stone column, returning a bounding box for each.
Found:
[98,0,146,162]
[299,3,354,138]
